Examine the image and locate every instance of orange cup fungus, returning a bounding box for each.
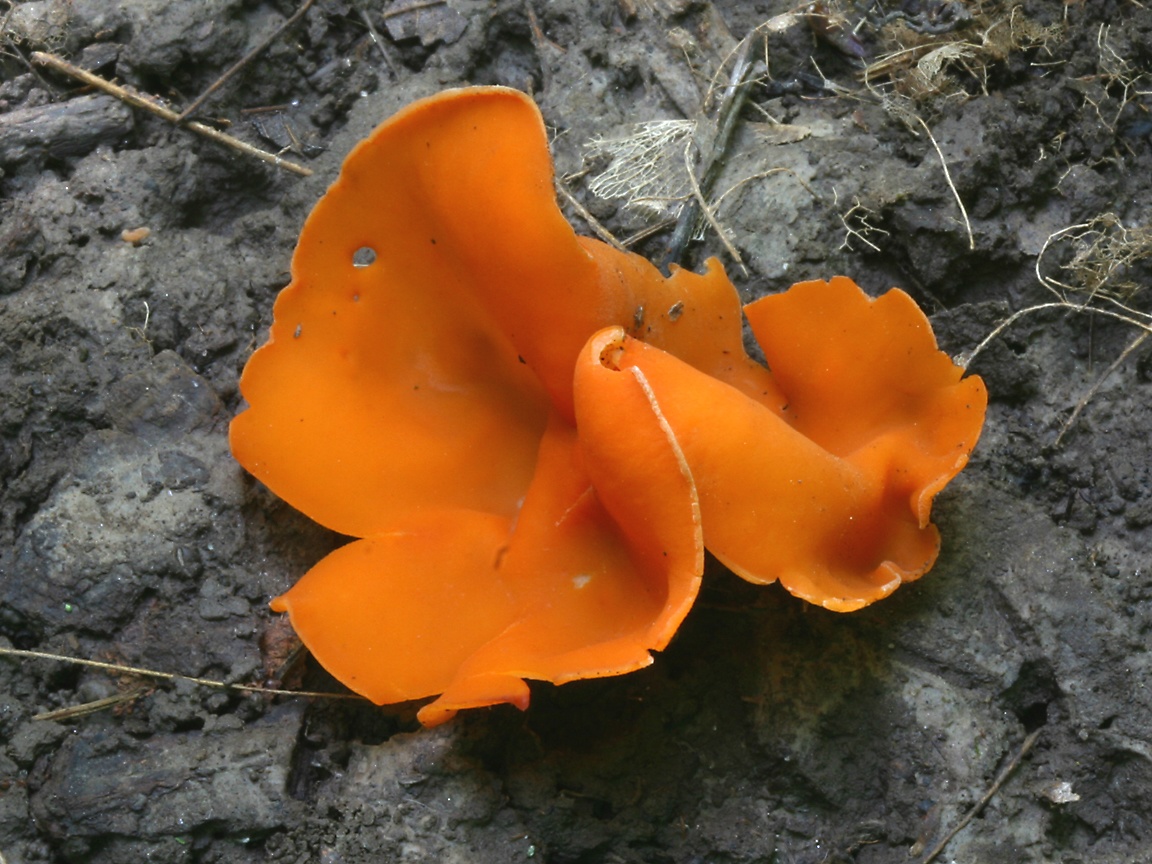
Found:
[230,87,987,726]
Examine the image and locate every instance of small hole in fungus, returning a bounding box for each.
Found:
[352,246,376,268]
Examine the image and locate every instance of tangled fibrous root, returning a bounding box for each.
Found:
[961,213,1152,447]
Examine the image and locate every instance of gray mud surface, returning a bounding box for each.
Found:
[3,1,1152,862]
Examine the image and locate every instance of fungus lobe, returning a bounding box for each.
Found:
[231,86,986,724]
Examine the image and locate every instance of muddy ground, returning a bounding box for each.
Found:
[2,0,1152,861]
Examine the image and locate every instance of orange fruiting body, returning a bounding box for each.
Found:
[231,87,986,725]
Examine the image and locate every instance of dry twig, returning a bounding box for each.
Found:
[358,5,398,75]
[918,728,1042,864]
[177,0,319,121]
[32,686,151,721]
[31,51,313,177]
[381,0,447,18]
[662,30,758,270]
[0,645,364,707]
[555,179,628,252]
[681,136,744,269]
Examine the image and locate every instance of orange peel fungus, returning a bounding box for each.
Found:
[230,87,987,725]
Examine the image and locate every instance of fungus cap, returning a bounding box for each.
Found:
[232,86,987,723]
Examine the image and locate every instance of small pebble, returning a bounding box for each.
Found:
[121,227,151,245]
